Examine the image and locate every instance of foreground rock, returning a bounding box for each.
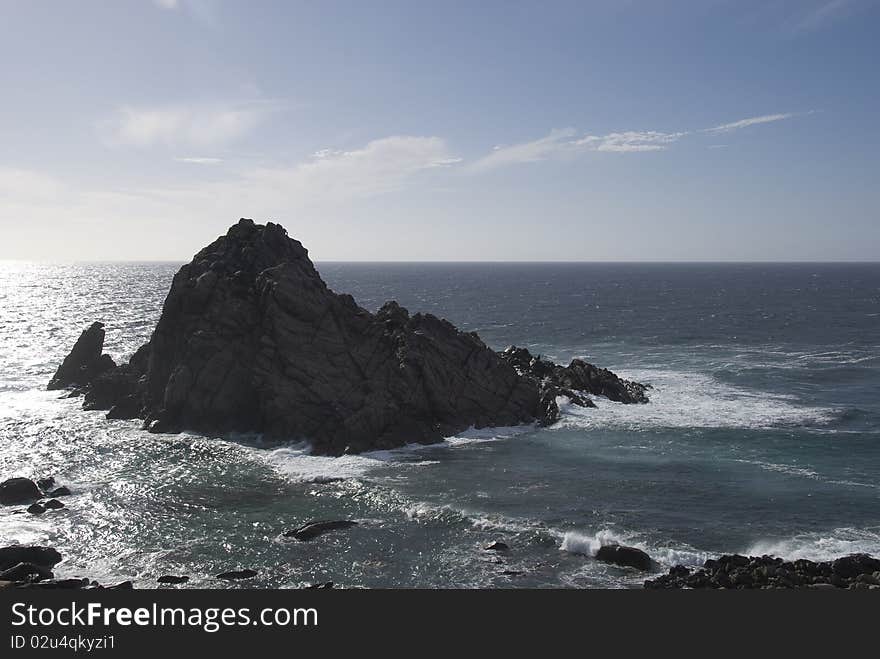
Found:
[0,478,42,505]
[645,553,880,589]
[595,544,654,571]
[0,562,54,582]
[0,545,131,590]
[284,520,358,541]
[0,545,62,571]
[48,219,648,455]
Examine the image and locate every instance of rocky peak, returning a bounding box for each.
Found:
[48,219,648,455]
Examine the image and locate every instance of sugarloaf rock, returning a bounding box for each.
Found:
[48,219,648,455]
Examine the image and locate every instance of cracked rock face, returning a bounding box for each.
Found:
[48,218,648,455]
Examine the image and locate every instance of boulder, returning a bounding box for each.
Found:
[43,499,65,510]
[0,546,62,571]
[26,503,45,515]
[595,544,653,571]
[0,478,41,505]
[284,520,358,541]
[49,486,72,497]
[36,477,55,491]
[0,562,53,582]
[832,554,880,580]
[157,575,189,585]
[21,578,89,590]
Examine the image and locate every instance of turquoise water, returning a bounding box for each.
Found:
[1,261,878,587]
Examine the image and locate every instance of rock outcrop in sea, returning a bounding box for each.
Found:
[48,219,648,455]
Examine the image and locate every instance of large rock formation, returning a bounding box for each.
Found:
[48,219,648,455]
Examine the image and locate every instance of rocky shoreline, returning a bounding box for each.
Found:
[1,475,359,589]
[4,479,878,591]
[47,218,648,455]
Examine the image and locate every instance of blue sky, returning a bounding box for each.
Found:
[1,0,878,260]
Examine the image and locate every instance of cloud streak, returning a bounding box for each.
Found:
[470,112,801,171]
[702,113,795,134]
[175,156,224,164]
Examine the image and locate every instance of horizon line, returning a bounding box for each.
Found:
[2,258,879,265]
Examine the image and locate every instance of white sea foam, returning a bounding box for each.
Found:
[733,459,820,479]
[559,528,710,567]
[259,442,441,483]
[559,368,836,431]
[259,426,530,483]
[747,527,880,562]
[560,529,624,556]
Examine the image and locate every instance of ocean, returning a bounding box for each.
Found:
[1,261,878,588]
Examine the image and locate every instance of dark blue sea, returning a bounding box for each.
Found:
[1,261,878,587]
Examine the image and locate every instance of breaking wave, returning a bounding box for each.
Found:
[559,368,837,431]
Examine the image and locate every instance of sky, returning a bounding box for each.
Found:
[1,0,878,261]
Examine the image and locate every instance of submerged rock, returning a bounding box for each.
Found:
[49,486,72,497]
[484,541,510,552]
[49,219,649,454]
[0,478,42,505]
[594,544,654,571]
[26,503,45,515]
[284,520,358,541]
[157,575,189,585]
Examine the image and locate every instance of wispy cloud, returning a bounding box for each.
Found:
[153,0,179,9]
[470,111,802,172]
[702,113,795,134]
[574,130,688,153]
[467,129,577,172]
[100,101,278,149]
[238,136,459,203]
[175,156,224,164]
